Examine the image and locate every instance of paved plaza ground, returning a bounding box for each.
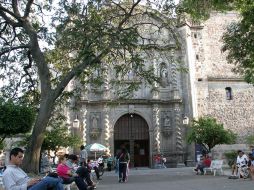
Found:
[95,167,253,190]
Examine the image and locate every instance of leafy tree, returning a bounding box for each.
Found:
[0,98,35,144]
[187,117,236,152]
[41,112,82,163]
[0,0,179,173]
[179,0,254,84]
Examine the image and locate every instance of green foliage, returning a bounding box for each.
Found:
[0,98,35,143]
[187,117,236,151]
[179,0,235,21]
[246,135,254,145]
[41,111,82,153]
[224,150,238,167]
[222,3,254,84]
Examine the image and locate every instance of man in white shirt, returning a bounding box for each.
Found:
[236,150,248,167]
[3,147,64,190]
[236,150,249,179]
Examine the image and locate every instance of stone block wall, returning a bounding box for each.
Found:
[208,84,254,142]
[190,12,254,142]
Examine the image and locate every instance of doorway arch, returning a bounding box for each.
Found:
[114,113,149,167]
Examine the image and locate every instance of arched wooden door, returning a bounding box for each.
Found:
[114,113,149,167]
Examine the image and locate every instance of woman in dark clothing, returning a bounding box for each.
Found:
[116,148,130,183]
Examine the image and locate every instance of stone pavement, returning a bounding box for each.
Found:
[95,167,253,190]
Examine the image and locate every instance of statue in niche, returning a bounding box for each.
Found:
[162,115,172,137]
[90,113,101,139]
[160,63,169,87]
[92,115,99,128]
[164,116,171,127]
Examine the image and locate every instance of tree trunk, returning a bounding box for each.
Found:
[22,96,55,174]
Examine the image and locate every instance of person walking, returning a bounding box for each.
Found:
[3,147,64,190]
[79,145,88,166]
[116,148,130,183]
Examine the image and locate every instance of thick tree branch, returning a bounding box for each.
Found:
[12,0,21,17]
[0,45,30,57]
[0,6,22,26]
[53,47,111,101]
[24,0,34,18]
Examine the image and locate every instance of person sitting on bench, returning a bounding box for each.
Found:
[3,147,64,190]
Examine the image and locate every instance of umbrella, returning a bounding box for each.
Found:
[85,143,107,159]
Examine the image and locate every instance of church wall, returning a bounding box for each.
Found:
[190,12,254,142]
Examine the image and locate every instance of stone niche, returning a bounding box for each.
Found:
[161,111,173,137]
[89,112,102,139]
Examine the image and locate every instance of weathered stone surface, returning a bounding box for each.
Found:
[189,12,254,142]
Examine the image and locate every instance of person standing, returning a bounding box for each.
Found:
[3,147,63,190]
[79,145,88,166]
[117,148,130,183]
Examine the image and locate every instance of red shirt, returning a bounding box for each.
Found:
[57,163,70,179]
[203,158,211,167]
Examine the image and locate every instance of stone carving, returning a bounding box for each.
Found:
[161,112,173,137]
[89,112,101,139]
[160,63,169,88]
[153,104,160,153]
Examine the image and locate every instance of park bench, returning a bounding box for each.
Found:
[204,160,224,176]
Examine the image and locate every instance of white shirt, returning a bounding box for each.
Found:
[80,149,88,162]
[236,154,248,167]
[3,165,29,190]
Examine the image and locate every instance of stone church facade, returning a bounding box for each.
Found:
[68,11,254,167]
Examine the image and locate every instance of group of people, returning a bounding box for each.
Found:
[2,146,104,190]
[231,150,254,179]
[194,149,254,180]
[2,146,131,190]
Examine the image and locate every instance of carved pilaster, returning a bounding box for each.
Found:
[104,105,110,154]
[102,63,110,99]
[175,105,183,153]
[152,59,159,99]
[152,104,161,153]
[81,105,87,145]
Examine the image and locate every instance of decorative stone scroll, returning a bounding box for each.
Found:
[152,104,161,153]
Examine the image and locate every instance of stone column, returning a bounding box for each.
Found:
[152,59,159,99]
[102,63,110,100]
[103,105,111,154]
[152,104,161,154]
[174,104,184,165]
[81,105,87,145]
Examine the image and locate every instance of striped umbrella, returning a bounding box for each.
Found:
[85,143,107,159]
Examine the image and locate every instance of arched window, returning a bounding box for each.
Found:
[225,87,233,100]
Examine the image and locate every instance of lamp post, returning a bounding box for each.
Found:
[183,116,189,125]
[73,118,80,129]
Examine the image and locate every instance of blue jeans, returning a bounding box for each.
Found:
[28,176,63,190]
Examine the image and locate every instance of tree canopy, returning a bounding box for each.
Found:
[180,0,254,84]
[0,0,180,173]
[0,98,35,144]
[41,112,82,155]
[187,117,236,152]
